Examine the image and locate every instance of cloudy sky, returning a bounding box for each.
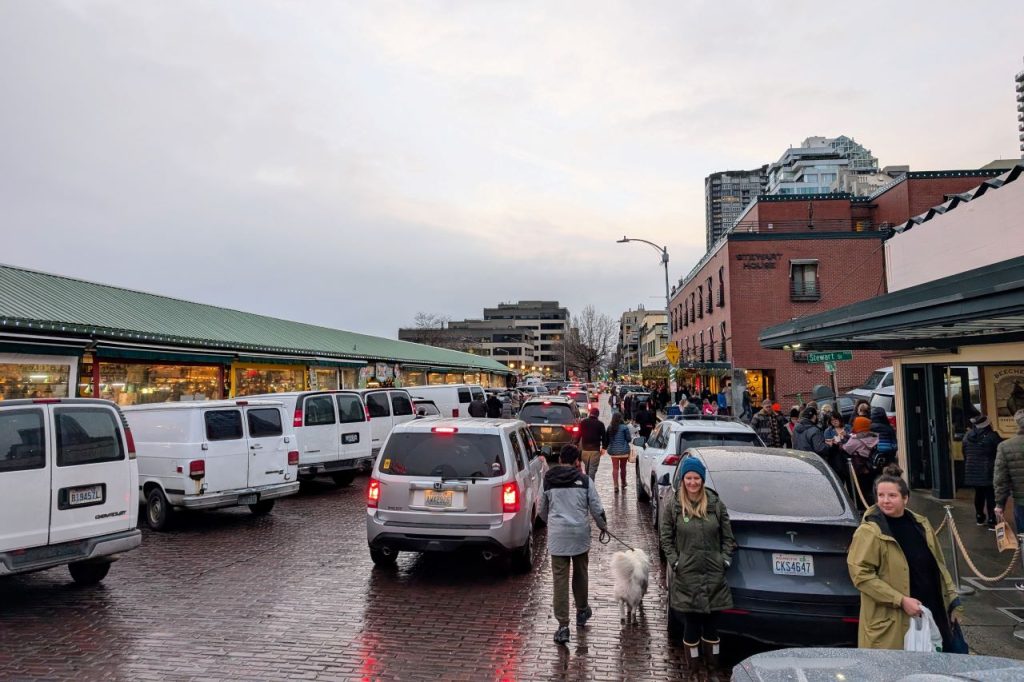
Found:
[2,1,1022,338]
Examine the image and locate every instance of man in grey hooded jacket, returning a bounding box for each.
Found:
[539,444,607,645]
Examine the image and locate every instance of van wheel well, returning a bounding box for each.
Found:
[142,481,162,497]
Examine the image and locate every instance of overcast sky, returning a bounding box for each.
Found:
[2,1,1022,338]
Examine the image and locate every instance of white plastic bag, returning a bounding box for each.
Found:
[904,605,943,652]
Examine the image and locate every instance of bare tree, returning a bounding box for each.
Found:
[563,305,616,382]
[405,312,473,351]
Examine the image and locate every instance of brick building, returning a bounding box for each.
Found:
[669,169,1005,402]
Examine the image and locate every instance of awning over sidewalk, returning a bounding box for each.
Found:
[759,256,1024,351]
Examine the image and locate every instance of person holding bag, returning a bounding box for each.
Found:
[606,412,632,494]
[847,465,963,651]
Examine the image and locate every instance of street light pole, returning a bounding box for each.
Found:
[618,236,674,388]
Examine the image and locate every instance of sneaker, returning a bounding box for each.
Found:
[553,625,570,644]
[976,514,986,526]
[576,607,593,627]
[988,518,998,530]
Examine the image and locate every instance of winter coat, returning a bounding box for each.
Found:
[606,423,632,457]
[485,396,503,419]
[539,464,607,556]
[635,409,657,439]
[870,407,897,454]
[847,506,961,650]
[793,418,828,456]
[994,433,1024,507]
[962,426,1003,487]
[750,410,781,447]
[683,403,701,416]
[468,398,487,417]
[579,416,608,451]
[659,488,736,613]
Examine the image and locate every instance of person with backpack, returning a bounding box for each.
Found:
[870,407,897,467]
[606,412,633,494]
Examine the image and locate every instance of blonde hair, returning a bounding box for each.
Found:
[678,484,708,519]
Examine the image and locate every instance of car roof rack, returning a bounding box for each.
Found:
[665,414,747,424]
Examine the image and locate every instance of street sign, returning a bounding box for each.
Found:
[824,361,836,373]
[665,344,680,365]
[807,351,852,364]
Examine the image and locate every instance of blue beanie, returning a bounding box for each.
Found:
[680,457,706,481]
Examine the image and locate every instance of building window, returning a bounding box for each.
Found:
[706,278,713,313]
[719,321,727,361]
[708,327,716,362]
[717,267,725,307]
[697,287,704,319]
[790,260,820,301]
[690,293,696,322]
[699,331,705,363]
[683,300,689,327]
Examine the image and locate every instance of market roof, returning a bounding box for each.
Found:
[758,256,1024,351]
[0,264,509,373]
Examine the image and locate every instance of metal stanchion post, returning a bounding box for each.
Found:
[944,505,975,596]
[1016,534,1024,643]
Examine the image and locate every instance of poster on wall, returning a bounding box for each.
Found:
[984,366,1024,438]
[375,362,388,380]
[393,364,402,386]
[359,366,373,388]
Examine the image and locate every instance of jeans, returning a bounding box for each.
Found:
[610,456,628,488]
[551,552,589,627]
[581,450,601,480]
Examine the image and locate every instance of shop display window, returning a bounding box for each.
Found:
[0,363,71,400]
[445,373,464,385]
[234,367,305,397]
[463,373,480,385]
[100,363,222,406]
[313,369,339,391]
[427,372,445,385]
[341,368,358,389]
[403,370,426,387]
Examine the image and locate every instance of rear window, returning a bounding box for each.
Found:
[365,392,391,418]
[248,408,283,438]
[457,388,472,404]
[337,394,366,423]
[379,432,506,478]
[709,470,845,517]
[0,408,45,472]
[471,388,485,402]
[55,407,125,466]
[205,410,243,441]
[870,393,894,412]
[520,403,576,425]
[860,371,887,391]
[677,431,763,452]
[304,395,336,426]
[415,402,440,416]
[391,393,413,416]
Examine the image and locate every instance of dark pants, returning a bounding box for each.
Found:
[855,470,876,508]
[682,611,720,644]
[551,552,589,627]
[974,486,996,520]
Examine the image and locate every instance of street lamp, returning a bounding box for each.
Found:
[618,235,675,385]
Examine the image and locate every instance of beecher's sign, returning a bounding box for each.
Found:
[807,351,853,363]
[735,253,782,269]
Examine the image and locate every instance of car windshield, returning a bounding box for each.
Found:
[860,371,887,391]
[520,403,576,424]
[378,432,506,478]
[677,432,762,452]
[707,470,845,517]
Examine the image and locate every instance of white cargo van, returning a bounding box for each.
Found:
[404,384,486,419]
[0,398,141,585]
[240,390,372,487]
[354,388,417,456]
[123,399,300,531]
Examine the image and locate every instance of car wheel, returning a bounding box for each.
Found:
[69,560,111,586]
[331,471,356,488]
[636,463,649,502]
[369,546,398,567]
[146,487,174,532]
[651,477,660,529]
[248,500,275,515]
[511,531,534,574]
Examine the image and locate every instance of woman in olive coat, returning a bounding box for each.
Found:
[659,457,736,682]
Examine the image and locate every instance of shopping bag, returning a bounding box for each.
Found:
[628,447,637,464]
[995,521,1019,553]
[904,605,943,652]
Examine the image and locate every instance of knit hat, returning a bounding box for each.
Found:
[1016,409,1024,429]
[853,416,871,433]
[970,414,990,429]
[679,457,706,482]
[589,407,600,417]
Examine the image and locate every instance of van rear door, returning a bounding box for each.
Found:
[389,391,416,429]
[0,406,50,551]
[299,394,338,466]
[336,392,370,464]
[364,391,392,455]
[201,408,248,493]
[244,406,289,488]
[49,405,133,544]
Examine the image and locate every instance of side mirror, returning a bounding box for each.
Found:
[632,437,647,448]
[659,473,671,487]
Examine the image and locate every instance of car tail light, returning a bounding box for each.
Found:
[235,400,248,406]
[293,407,304,428]
[888,416,897,428]
[364,404,372,421]
[367,477,381,508]
[842,617,860,624]
[287,451,299,466]
[663,455,681,466]
[433,426,458,434]
[452,408,459,417]
[124,427,137,460]
[543,400,552,405]
[32,398,62,404]
[188,459,205,480]
[722,608,750,615]
[563,425,580,434]
[502,481,520,513]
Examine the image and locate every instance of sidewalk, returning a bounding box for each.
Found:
[911,489,1024,659]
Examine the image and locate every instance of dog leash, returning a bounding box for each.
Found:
[598,528,636,552]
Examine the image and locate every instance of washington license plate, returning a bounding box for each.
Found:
[69,485,103,506]
[424,490,453,507]
[772,553,814,577]
[238,494,258,505]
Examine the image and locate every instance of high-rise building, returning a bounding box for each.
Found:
[482,301,569,377]
[1016,57,1024,157]
[705,166,768,250]
[766,135,878,196]
[617,307,644,376]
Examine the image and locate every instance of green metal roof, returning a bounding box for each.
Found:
[0,264,509,373]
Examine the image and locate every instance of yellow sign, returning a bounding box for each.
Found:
[665,344,680,365]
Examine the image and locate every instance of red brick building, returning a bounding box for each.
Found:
[669,170,1004,402]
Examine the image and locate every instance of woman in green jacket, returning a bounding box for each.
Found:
[659,457,736,682]
[847,465,963,651]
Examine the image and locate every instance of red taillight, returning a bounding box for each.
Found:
[189,459,205,480]
[367,477,380,508]
[32,398,62,404]
[287,451,299,466]
[502,481,520,513]
[564,425,580,434]
[235,400,248,406]
[842,617,860,624]
[543,400,552,405]
[722,608,750,615]
[663,455,681,466]
[364,404,372,422]
[124,427,137,460]
[433,426,458,434]
[888,416,897,428]
[452,408,459,417]
[293,407,304,427]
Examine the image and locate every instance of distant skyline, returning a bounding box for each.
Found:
[2,1,1022,337]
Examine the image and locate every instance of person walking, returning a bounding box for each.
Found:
[751,399,783,447]
[847,465,962,651]
[606,412,633,493]
[660,457,735,681]
[578,407,608,480]
[702,399,718,416]
[844,416,880,507]
[623,392,634,422]
[963,414,1002,528]
[468,394,487,417]
[792,407,829,460]
[994,409,1024,534]
[540,444,608,645]
[485,392,503,419]
[635,401,658,441]
[824,413,851,487]
[609,390,620,414]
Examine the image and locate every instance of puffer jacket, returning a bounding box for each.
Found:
[870,407,897,454]
[994,433,1024,507]
[659,488,736,613]
[606,423,632,456]
[962,426,1003,487]
[847,506,961,650]
[750,410,780,446]
[793,418,828,456]
[539,464,607,556]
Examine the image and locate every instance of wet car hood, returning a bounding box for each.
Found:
[732,648,1024,681]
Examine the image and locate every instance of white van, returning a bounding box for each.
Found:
[354,388,417,456]
[0,398,141,585]
[240,390,371,487]
[404,384,486,419]
[123,399,300,531]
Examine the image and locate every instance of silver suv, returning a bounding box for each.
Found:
[365,418,544,573]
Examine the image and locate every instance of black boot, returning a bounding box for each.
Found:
[702,638,722,682]
[682,640,703,682]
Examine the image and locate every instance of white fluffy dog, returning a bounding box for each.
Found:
[611,548,651,625]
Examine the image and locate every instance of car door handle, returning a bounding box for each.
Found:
[250,444,263,450]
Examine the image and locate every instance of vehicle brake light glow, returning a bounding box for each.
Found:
[367,477,381,508]
[293,408,304,428]
[125,427,137,460]
[722,608,750,615]
[543,400,552,405]
[663,455,681,466]
[364,404,372,422]
[502,481,520,513]
[564,425,580,434]
[32,398,62,404]
[235,400,248,406]
[432,427,458,434]
[841,617,860,624]
[188,459,205,480]
[287,451,299,466]
[452,408,459,417]
[888,416,897,428]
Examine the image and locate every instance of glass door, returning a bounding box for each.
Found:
[945,367,972,490]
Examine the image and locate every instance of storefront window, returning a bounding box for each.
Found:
[445,373,464,385]
[744,370,768,404]
[464,372,480,385]
[479,374,491,388]
[312,368,339,390]
[403,370,426,387]
[341,368,358,389]
[234,367,306,397]
[0,362,72,400]
[99,363,222,406]
[428,372,445,385]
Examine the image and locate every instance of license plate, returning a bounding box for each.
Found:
[238,494,258,505]
[772,553,814,577]
[424,490,453,507]
[342,433,359,444]
[541,427,552,434]
[69,485,104,506]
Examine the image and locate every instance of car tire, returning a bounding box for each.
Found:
[248,500,275,515]
[69,560,111,586]
[370,546,398,567]
[651,477,660,530]
[331,471,356,488]
[511,531,534,574]
[145,487,174,532]
[636,462,649,502]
